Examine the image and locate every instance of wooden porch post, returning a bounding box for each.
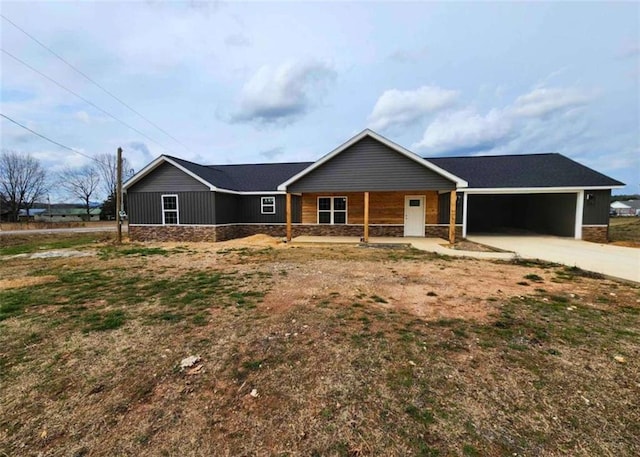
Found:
[286,193,292,242]
[449,190,457,244]
[363,191,370,243]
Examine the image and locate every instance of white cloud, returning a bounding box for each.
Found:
[232,61,336,124]
[512,87,593,118]
[414,85,597,155]
[367,85,459,131]
[413,108,512,154]
[74,111,91,124]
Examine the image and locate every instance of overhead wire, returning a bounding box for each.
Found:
[1,112,110,167]
[0,13,194,153]
[1,48,178,155]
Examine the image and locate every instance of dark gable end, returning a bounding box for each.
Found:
[428,153,624,189]
[288,136,456,193]
[127,161,210,193]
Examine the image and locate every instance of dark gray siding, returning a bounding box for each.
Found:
[128,191,215,225]
[215,193,240,224]
[288,136,456,192]
[438,192,463,224]
[466,193,576,236]
[238,195,300,223]
[129,162,210,193]
[582,190,610,225]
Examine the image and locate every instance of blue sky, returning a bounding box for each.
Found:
[1,1,638,200]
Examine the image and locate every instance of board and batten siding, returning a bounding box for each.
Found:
[288,136,456,193]
[582,189,610,225]
[239,195,301,224]
[301,191,439,224]
[128,192,215,225]
[128,162,210,193]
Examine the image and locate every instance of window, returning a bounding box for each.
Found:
[409,199,421,207]
[318,196,347,224]
[162,195,179,225]
[261,196,276,214]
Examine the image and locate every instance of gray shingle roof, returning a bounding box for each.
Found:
[168,155,312,192]
[428,153,624,188]
[164,152,623,192]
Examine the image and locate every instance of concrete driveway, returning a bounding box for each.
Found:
[469,235,640,283]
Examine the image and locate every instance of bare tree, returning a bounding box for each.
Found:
[95,152,134,201]
[0,150,48,222]
[58,165,101,221]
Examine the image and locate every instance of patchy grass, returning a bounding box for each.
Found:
[0,235,639,456]
[609,217,640,245]
[0,232,114,255]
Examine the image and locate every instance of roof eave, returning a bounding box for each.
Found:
[123,155,217,192]
[462,185,625,194]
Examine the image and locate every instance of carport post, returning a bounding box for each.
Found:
[286,192,292,242]
[449,190,457,244]
[363,191,370,243]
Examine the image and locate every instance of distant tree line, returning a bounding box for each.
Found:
[611,194,640,202]
[1,149,133,222]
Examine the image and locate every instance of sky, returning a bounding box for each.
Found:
[1,0,639,202]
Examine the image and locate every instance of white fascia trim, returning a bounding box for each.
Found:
[123,159,288,195]
[575,190,584,240]
[123,155,217,191]
[277,129,468,191]
[462,185,624,194]
[213,188,287,196]
[462,192,468,238]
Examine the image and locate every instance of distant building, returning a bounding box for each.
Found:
[18,208,47,221]
[610,200,640,216]
[35,207,102,222]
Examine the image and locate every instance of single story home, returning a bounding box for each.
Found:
[35,207,101,222]
[124,129,624,244]
[611,200,640,217]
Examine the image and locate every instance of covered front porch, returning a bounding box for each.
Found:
[284,190,461,244]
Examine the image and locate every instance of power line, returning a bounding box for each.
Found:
[1,13,193,154]
[1,47,175,155]
[1,112,109,166]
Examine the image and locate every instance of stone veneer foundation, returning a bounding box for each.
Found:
[129,224,462,242]
[581,225,609,244]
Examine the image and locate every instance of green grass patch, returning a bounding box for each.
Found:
[0,233,109,256]
[83,310,127,332]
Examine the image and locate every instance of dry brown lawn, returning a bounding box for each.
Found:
[1,234,639,457]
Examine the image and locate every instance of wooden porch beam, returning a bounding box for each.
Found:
[449,190,457,244]
[363,191,370,243]
[286,192,292,242]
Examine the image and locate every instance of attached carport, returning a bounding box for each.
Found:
[428,153,624,243]
[465,192,578,237]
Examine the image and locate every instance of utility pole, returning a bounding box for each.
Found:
[116,147,123,244]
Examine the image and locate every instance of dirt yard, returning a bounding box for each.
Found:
[1,233,639,456]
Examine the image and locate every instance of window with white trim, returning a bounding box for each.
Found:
[318,196,347,224]
[261,196,276,214]
[162,195,179,225]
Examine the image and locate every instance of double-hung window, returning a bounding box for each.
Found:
[261,196,276,214]
[318,196,347,224]
[162,195,179,225]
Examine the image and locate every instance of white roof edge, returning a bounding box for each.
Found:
[123,157,288,195]
[277,129,468,191]
[123,155,217,191]
[462,185,625,194]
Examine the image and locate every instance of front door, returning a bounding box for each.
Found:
[404,196,425,237]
